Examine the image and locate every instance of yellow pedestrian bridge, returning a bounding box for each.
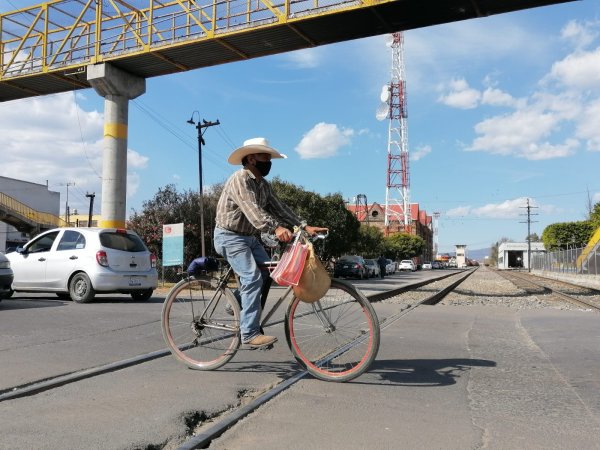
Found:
[0,0,574,102]
[0,192,67,234]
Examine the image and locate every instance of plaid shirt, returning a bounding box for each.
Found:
[215,168,303,235]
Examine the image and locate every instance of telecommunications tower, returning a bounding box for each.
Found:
[433,211,441,258]
[376,32,410,234]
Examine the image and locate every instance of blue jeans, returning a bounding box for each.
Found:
[213,227,270,342]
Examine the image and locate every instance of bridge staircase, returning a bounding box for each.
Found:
[0,192,68,234]
[576,226,600,274]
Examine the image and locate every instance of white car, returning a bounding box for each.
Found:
[422,261,432,270]
[386,259,396,274]
[398,260,416,272]
[7,228,157,303]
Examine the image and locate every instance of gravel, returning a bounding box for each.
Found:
[439,266,582,310]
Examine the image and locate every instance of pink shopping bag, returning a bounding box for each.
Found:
[270,237,309,286]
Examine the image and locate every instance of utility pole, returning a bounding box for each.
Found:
[520,198,538,272]
[62,182,74,225]
[86,193,96,227]
[187,113,220,257]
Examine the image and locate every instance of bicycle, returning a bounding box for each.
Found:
[161,230,380,382]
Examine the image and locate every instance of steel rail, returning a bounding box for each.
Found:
[496,270,600,312]
[0,270,471,403]
[173,269,477,449]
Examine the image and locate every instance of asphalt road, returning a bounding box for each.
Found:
[1,270,599,450]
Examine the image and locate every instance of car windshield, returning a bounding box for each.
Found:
[401,260,412,264]
[339,256,359,262]
[100,232,147,252]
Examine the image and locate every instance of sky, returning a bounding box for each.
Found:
[1,0,599,254]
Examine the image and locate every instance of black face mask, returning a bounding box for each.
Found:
[254,160,272,177]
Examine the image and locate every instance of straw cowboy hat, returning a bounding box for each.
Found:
[228,137,287,165]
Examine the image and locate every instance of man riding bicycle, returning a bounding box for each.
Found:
[214,137,327,349]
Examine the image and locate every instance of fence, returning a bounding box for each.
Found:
[531,246,599,276]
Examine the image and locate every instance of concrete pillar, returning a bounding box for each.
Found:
[87,63,145,228]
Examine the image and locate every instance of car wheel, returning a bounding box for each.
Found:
[131,289,153,301]
[56,293,70,300]
[69,273,95,303]
[0,289,14,300]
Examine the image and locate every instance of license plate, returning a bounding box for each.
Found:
[344,264,351,268]
[129,276,142,286]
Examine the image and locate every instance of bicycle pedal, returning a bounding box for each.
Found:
[258,344,274,351]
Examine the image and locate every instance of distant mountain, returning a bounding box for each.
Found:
[466,247,490,261]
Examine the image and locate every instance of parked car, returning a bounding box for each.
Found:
[334,255,369,279]
[0,252,14,301]
[432,261,443,269]
[386,259,397,274]
[398,260,416,272]
[6,227,158,303]
[422,261,432,270]
[364,259,380,278]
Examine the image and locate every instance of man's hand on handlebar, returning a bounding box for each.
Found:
[305,225,328,236]
[275,226,293,242]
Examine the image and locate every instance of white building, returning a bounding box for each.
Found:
[455,244,467,268]
[497,242,546,270]
[0,176,60,252]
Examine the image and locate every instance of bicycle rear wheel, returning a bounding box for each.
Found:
[285,279,380,382]
[161,277,241,370]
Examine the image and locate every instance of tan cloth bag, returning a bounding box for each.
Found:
[292,242,331,303]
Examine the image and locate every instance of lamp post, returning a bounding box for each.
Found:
[187,112,220,257]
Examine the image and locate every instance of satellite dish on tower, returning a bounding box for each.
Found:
[375,103,389,121]
[380,85,390,103]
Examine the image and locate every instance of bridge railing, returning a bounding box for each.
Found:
[0,191,68,229]
[1,0,367,80]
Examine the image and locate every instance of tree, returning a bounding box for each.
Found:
[526,232,541,242]
[270,178,360,259]
[352,225,385,258]
[383,232,425,260]
[589,201,600,229]
[127,183,224,265]
[489,237,510,266]
[541,221,595,250]
[129,179,360,265]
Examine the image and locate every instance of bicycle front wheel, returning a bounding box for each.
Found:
[161,277,241,370]
[285,279,380,382]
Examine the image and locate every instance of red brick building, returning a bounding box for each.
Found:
[346,202,434,262]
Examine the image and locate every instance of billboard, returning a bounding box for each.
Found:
[162,223,184,266]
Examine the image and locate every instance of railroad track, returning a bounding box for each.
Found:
[0,270,476,449]
[495,270,600,312]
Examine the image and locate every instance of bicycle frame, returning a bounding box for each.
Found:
[195,257,336,335]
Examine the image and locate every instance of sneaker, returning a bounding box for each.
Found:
[243,335,278,348]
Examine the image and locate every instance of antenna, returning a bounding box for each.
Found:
[380,32,410,234]
[375,103,389,121]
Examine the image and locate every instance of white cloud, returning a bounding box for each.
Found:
[284,48,321,69]
[577,98,600,151]
[481,87,520,108]
[593,192,600,203]
[447,198,550,219]
[438,78,481,109]
[410,145,431,161]
[549,47,600,90]
[561,20,599,49]
[0,92,149,212]
[446,206,472,217]
[295,123,354,159]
